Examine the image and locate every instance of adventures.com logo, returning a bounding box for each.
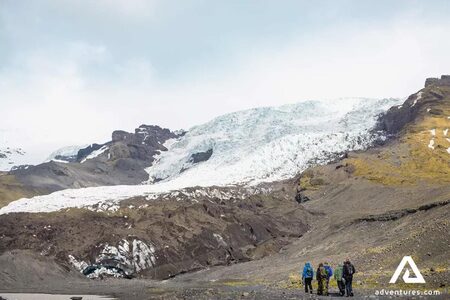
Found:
[374,256,442,297]
[389,256,425,284]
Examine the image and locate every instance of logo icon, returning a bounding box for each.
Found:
[390,256,425,284]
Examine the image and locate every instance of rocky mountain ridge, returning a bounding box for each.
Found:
[0,125,183,206]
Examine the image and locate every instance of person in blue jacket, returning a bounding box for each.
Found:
[301,262,314,294]
[324,262,333,293]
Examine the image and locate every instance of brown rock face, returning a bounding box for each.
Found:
[111,130,132,143]
[109,125,180,162]
[108,142,130,160]
[425,75,450,87]
[425,77,439,87]
[376,75,450,135]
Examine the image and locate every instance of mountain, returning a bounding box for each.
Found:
[0,131,34,172]
[0,146,27,172]
[0,97,401,214]
[0,76,449,298]
[0,125,182,207]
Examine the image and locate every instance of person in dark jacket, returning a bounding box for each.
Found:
[334,264,345,296]
[343,259,356,297]
[324,262,333,293]
[316,263,329,296]
[301,262,314,294]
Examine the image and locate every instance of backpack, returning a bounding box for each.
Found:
[348,264,355,275]
[305,267,313,278]
[318,266,327,278]
[344,263,355,277]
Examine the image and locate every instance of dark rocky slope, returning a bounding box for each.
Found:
[376,74,450,135]
[0,185,310,280]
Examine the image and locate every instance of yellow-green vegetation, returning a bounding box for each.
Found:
[145,287,170,295]
[220,279,254,287]
[283,272,339,290]
[299,170,326,190]
[286,272,302,289]
[347,87,450,186]
[365,246,389,255]
[0,174,41,208]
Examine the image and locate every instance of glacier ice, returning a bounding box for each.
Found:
[0,97,402,214]
[146,97,401,186]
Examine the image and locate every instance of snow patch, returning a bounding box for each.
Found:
[411,91,422,107]
[428,139,435,150]
[50,159,69,164]
[68,254,89,272]
[444,129,448,136]
[0,146,28,171]
[430,129,436,136]
[81,146,108,163]
[213,233,227,247]
[86,200,120,213]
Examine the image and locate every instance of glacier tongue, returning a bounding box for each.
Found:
[0,97,402,214]
[146,97,401,186]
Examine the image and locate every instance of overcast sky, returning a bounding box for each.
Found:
[1,0,450,161]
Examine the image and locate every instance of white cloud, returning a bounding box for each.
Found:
[53,0,160,19]
[1,11,450,164]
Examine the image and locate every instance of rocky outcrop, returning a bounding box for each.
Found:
[376,75,450,135]
[189,149,213,164]
[425,77,439,87]
[80,125,180,163]
[425,75,450,87]
[355,199,450,222]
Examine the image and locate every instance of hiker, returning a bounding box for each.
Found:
[334,264,346,296]
[324,262,333,293]
[301,262,314,294]
[316,263,329,296]
[343,259,356,297]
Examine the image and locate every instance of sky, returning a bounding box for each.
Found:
[1,0,450,162]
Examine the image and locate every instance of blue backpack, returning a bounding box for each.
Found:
[305,267,313,278]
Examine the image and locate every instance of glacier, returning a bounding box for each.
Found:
[145,97,401,185]
[0,97,402,214]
